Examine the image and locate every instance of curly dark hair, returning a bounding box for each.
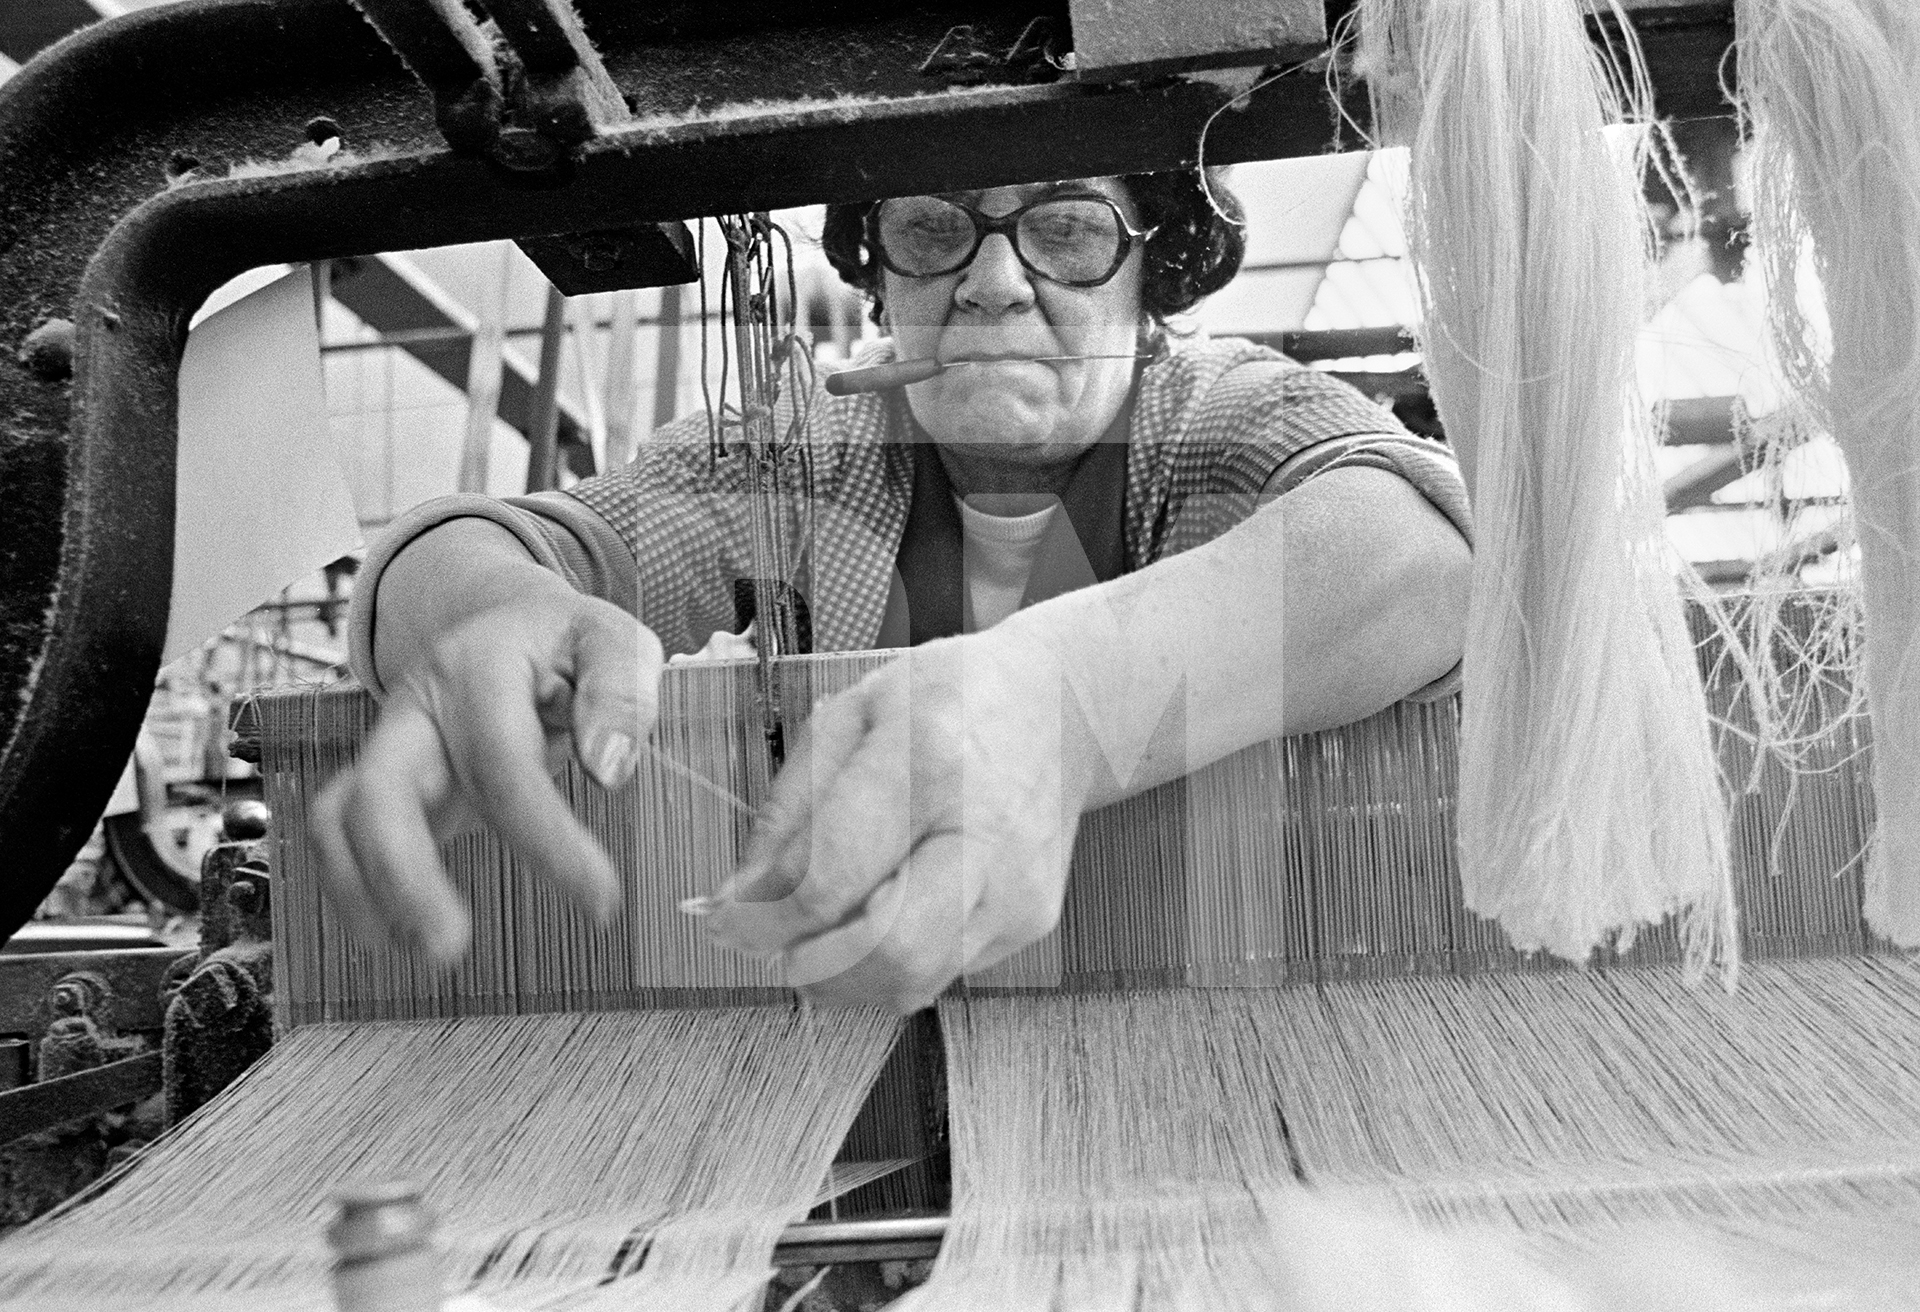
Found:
[820,168,1246,326]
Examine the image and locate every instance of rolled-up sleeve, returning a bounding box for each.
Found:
[1264,431,1472,544]
[345,492,637,699]
[1241,364,1472,705]
[1268,434,1471,703]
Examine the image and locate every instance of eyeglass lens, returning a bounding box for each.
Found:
[876,197,1126,285]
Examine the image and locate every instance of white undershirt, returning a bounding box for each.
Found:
[956,496,1058,632]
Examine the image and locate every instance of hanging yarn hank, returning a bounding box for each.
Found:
[1734,0,1920,945]
[1354,0,1737,975]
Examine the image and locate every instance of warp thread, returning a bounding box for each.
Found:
[1356,0,1737,975]
[260,627,1865,1022]
[0,1006,899,1311]
[904,956,1920,1310]
[263,656,898,1025]
[0,660,914,1310]
[1734,0,1920,944]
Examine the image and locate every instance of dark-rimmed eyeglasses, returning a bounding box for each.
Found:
[869,193,1157,289]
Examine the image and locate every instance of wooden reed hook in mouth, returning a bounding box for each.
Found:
[823,354,1153,396]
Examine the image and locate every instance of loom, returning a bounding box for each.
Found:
[3,625,1910,1306]
[3,0,1917,1306]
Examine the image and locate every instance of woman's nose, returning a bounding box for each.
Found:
[955,233,1036,315]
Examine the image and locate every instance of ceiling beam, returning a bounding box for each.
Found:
[327,253,596,479]
[1663,394,1738,446]
[1663,446,1745,512]
[1694,522,1845,587]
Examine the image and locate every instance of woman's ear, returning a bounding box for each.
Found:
[1138,318,1170,365]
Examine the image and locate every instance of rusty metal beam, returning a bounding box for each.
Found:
[0,1050,161,1146]
[475,0,629,146]
[350,0,503,154]
[0,0,1741,936]
[1067,0,1322,82]
[0,0,101,67]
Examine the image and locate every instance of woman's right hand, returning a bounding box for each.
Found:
[310,523,664,963]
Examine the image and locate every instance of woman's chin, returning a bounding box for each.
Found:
[910,368,1059,426]
[909,388,1110,485]
[913,389,1059,446]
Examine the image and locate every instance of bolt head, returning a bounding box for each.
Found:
[18,318,75,381]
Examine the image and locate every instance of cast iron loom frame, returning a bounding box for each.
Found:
[0,0,1737,959]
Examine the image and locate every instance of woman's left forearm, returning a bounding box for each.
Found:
[989,465,1471,811]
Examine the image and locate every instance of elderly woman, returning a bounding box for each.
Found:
[315,169,1471,1011]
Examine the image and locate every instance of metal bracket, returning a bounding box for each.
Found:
[918,18,1066,86]
[0,949,190,1041]
[1066,0,1324,82]
[514,220,698,295]
[354,0,632,173]
[349,0,505,155]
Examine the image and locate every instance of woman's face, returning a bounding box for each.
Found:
[880,177,1146,476]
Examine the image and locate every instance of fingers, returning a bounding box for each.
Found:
[785,827,1065,1013]
[310,703,471,962]
[783,864,929,999]
[316,597,662,965]
[705,687,916,955]
[704,645,1077,1008]
[729,689,877,893]
[784,838,971,1013]
[432,642,623,921]
[567,602,665,788]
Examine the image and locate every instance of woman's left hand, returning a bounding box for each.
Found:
[701,630,1085,1012]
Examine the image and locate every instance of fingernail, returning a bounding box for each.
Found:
[591,731,635,788]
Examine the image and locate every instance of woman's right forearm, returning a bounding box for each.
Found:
[368,518,578,693]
